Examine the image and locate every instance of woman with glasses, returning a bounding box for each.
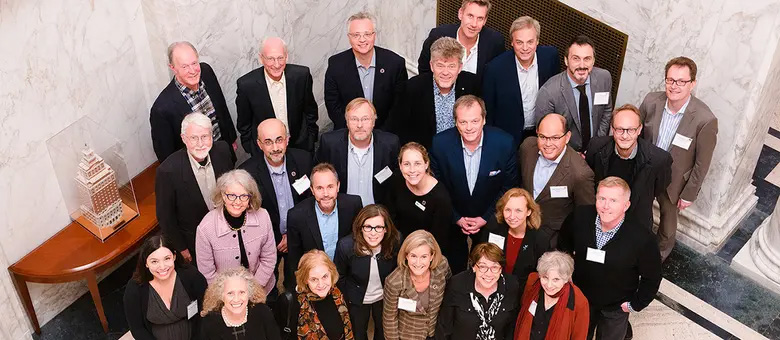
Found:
[334,204,401,340]
[196,169,277,296]
[436,243,520,340]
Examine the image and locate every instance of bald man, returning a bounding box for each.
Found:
[237,37,319,156]
[239,118,313,292]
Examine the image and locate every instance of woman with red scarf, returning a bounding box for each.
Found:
[515,251,589,340]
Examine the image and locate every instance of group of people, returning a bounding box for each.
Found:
[131,0,719,339]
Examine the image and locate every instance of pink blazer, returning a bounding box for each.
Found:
[195,208,277,292]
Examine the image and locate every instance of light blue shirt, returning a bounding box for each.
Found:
[433,79,457,133]
[347,136,375,206]
[264,157,295,235]
[533,147,566,199]
[356,53,376,102]
[462,134,484,195]
[656,96,691,151]
[567,74,593,136]
[315,201,339,259]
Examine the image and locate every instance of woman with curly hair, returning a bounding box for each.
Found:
[295,249,354,340]
[199,267,281,339]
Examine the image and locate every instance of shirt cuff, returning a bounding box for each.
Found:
[680,198,692,204]
[627,302,636,313]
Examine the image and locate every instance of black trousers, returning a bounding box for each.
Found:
[588,306,630,340]
[348,300,384,340]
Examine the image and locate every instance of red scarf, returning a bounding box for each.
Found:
[515,276,572,339]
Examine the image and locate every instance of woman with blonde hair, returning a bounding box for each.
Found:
[199,267,280,339]
[295,250,354,340]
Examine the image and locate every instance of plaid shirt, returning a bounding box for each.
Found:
[594,215,624,249]
[175,79,222,141]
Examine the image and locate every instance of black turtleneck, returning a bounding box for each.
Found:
[223,208,250,269]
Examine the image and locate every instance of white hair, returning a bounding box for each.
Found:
[180,113,213,135]
[260,37,288,55]
[346,11,377,32]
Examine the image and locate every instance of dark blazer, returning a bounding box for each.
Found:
[239,148,314,243]
[586,136,672,228]
[558,206,662,311]
[150,62,237,163]
[123,265,208,340]
[418,23,505,77]
[235,64,319,155]
[314,129,400,205]
[334,236,399,305]
[324,47,408,130]
[155,141,234,256]
[285,194,363,290]
[387,71,481,149]
[435,270,520,340]
[483,47,560,145]
[479,219,550,287]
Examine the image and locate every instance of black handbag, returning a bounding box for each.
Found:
[274,291,298,340]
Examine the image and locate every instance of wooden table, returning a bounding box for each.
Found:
[9,163,159,334]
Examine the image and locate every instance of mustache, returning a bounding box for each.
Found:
[575,67,589,72]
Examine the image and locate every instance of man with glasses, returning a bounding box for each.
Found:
[585,104,672,230]
[639,56,718,261]
[155,113,234,264]
[315,98,400,206]
[518,113,595,248]
[239,118,312,290]
[325,12,407,130]
[236,37,319,155]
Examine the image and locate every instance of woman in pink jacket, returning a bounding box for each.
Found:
[196,169,277,297]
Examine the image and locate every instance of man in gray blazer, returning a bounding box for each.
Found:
[639,56,718,261]
[535,35,613,151]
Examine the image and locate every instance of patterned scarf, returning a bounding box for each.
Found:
[296,286,354,340]
[471,275,506,340]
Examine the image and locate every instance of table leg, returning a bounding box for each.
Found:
[9,272,40,334]
[85,272,108,332]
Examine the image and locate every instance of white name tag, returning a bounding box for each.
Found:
[488,233,506,250]
[398,297,417,312]
[292,175,311,195]
[550,186,568,198]
[187,300,198,319]
[415,201,426,211]
[528,300,537,316]
[586,247,606,264]
[374,166,393,184]
[594,92,610,105]
[671,133,693,150]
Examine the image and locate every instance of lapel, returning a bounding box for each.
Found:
[560,74,580,133]
[284,71,300,135]
[345,53,364,98]
[372,48,385,99]
[179,151,209,212]
[537,148,571,201]
[448,134,469,197]
[165,80,192,116]
[255,68,275,116]
[336,196,353,237]
[339,131,350,188]
[650,96,665,143]
[255,157,278,209]
[308,202,325,250]
[372,133,383,190]
[473,131,493,196]
[424,74,436,129]
[675,100,698,139]
[521,142,537,192]
[476,36,489,74]
[285,154,304,201]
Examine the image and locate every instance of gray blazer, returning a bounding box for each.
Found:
[534,67,614,151]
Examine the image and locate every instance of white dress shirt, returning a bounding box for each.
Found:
[264,70,289,133]
[457,30,479,74]
[515,53,539,129]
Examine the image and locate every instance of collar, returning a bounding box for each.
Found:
[315,200,338,217]
[566,72,590,89]
[595,215,625,233]
[433,78,456,96]
[263,69,286,87]
[174,77,204,95]
[664,95,692,115]
[348,133,374,153]
[264,156,287,175]
[456,28,480,53]
[355,51,376,69]
[515,52,538,72]
[461,132,484,151]
[537,146,566,164]
[187,151,211,169]
[614,144,638,160]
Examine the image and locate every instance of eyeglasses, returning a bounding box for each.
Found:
[186,135,211,144]
[258,137,286,147]
[613,126,640,136]
[224,193,252,202]
[348,116,374,124]
[665,78,693,86]
[537,134,566,143]
[348,31,376,40]
[476,264,502,274]
[179,61,200,72]
[362,225,386,233]
[262,55,287,64]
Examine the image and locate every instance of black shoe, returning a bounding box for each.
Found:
[625,321,633,340]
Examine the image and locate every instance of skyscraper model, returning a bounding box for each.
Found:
[75,147,123,230]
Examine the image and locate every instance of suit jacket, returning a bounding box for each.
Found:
[314,129,400,205]
[324,47,408,130]
[382,259,451,340]
[586,136,672,228]
[518,137,595,247]
[639,92,718,203]
[239,148,313,243]
[483,47,560,145]
[285,194,363,290]
[235,64,319,155]
[150,62,237,163]
[417,23,505,77]
[534,67,614,151]
[334,236,398,305]
[430,126,517,223]
[155,141,234,256]
[387,71,480,148]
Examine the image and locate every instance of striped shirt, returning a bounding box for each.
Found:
[175,79,222,141]
[655,97,691,151]
[462,134,484,195]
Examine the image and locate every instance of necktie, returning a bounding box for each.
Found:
[576,84,591,150]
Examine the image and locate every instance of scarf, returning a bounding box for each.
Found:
[515,276,572,339]
[296,286,354,340]
[471,275,505,340]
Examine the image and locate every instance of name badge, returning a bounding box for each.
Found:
[398,297,417,312]
[550,186,568,198]
[292,175,311,195]
[586,247,606,264]
[671,133,693,150]
[415,201,426,211]
[528,300,537,316]
[374,166,393,184]
[187,300,198,319]
[488,233,506,250]
[594,92,610,105]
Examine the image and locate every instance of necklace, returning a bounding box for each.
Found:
[221,306,248,327]
[228,212,247,231]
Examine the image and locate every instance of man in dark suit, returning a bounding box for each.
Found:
[518,113,595,248]
[559,177,662,340]
[483,16,559,146]
[535,35,613,152]
[388,37,480,148]
[418,0,504,77]
[155,113,234,263]
[325,12,408,130]
[150,41,237,163]
[239,118,313,290]
[316,98,400,207]
[586,104,672,229]
[430,95,517,272]
[639,56,718,261]
[286,163,363,290]
[236,37,319,156]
